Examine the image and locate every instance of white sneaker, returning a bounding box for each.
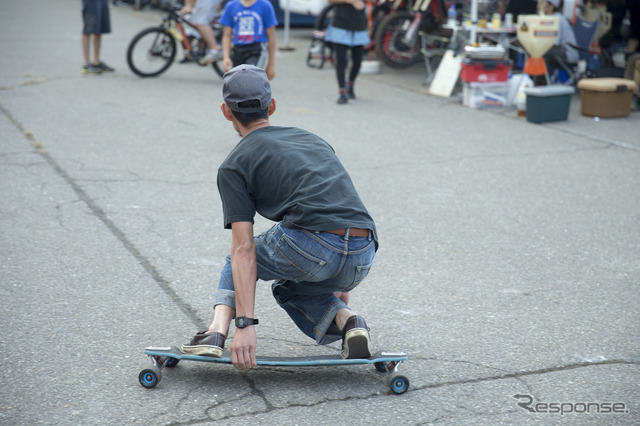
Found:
[199,49,222,65]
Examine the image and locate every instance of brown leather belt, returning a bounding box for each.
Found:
[327,228,370,237]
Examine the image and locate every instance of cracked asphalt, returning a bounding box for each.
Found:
[1,0,639,424]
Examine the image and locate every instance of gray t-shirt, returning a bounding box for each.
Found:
[217,126,378,246]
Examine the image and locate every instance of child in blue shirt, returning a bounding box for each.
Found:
[220,0,278,79]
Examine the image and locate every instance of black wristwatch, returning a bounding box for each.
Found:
[235,316,259,328]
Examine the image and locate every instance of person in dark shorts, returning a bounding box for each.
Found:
[82,0,115,74]
[219,0,277,79]
[180,65,379,369]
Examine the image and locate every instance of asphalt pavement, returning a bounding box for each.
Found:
[1,0,639,424]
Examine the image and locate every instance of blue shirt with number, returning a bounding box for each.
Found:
[220,0,278,45]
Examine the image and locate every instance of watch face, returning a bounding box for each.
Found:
[236,316,257,328]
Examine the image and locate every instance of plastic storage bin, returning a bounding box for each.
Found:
[463,82,510,108]
[460,58,512,83]
[523,85,574,123]
[576,78,638,117]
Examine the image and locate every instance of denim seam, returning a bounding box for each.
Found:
[327,234,349,280]
[327,253,347,280]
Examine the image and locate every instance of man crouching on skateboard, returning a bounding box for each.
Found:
[181,65,378,370]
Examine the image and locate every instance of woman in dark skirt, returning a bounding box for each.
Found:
[324,0,370,104]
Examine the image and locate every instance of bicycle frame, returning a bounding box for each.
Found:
[163,12,200,56]
[164,8,224,56]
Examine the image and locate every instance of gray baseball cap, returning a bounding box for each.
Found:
[222,65,271,113]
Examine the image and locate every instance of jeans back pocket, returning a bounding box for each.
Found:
[340,262,373,292]
[272,234,327,282]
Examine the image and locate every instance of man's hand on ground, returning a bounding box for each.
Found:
[230,326,257,369]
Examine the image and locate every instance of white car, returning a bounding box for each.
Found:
[279,0,329,16]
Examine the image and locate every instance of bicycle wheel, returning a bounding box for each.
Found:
[127,27,177,77]
[374,11,422,68]
[314,4,334,31]
[210,22,225,78]
[211,61,224,78]
[307,5,335,69]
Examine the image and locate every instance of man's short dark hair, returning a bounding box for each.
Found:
[230,100,269,126]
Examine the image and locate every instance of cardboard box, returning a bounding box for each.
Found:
[524,85,574,123]
[576,78,638,117]
[463,82,510,108]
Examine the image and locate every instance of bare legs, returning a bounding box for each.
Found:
[82,33,102,65]
[206,294,355,336]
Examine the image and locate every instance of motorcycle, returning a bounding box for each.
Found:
[374,0,450,68]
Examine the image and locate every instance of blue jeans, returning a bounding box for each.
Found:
[213,223,376,345]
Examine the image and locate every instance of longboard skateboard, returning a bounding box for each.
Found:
[140,346,409,394]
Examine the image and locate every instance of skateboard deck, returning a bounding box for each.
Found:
[140,346,409,394]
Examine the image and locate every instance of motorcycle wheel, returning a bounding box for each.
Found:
[374,11,422,69]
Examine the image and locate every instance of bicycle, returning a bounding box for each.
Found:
[126,1,224,78]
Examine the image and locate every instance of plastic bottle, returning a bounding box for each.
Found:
[492,13,501,30]
[515,75,534,117]
[516,91,527,117]
[447,4,457,27]
[505,13,513,28]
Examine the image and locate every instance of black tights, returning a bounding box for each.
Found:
[334,43,364,89]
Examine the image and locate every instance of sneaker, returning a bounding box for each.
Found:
[180,331,226,357]
[93,61,115,72]
[337,89,349,105]
[341,315,372,359]
[347,82,356,99]
[82,64,102,75]
[198,49,222,65]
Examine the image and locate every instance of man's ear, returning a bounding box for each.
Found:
[268,98,276,116]
[221,103,234,121]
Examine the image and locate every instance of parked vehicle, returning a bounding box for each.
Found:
[280,0,329,17]
[374,0,449,68]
